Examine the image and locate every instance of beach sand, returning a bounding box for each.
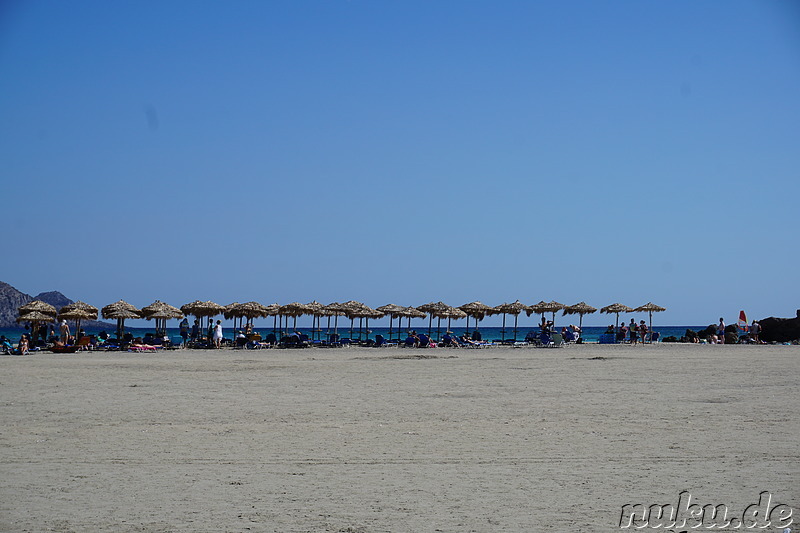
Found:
[0,343,797,532]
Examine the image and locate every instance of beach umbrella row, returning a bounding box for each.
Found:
[15,297,668,345]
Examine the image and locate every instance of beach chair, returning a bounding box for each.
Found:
[75,336,92,351]
[598,333,617,344]
[374,335,391,347]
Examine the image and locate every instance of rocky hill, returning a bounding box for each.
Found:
[0,281,114,329]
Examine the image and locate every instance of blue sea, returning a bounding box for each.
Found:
[1,323,709,345]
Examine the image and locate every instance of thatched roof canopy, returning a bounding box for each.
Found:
[342,302,382,319]
[18,300,57,317]
[101,300,142,320]
[279,302,311,317]
[634,302,666,313]
[263,303,281,316]
[57,308,97,321]
[225,301,271,319]
[491,300,530,316]
[563,302,597,316]
[141,300,183,320]
[600,303,633,315]
[376,304,407,317]
[17,310,55,323]
[397,306,426,319]
[304,301,325,316]
[458,301,492,320]
[180,300,224,318]
[322,302,348,316]
[61,301,98,315]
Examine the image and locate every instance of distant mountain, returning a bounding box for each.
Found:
[0,282,32,328]
[0,281,114,329]
[34,291,73,310]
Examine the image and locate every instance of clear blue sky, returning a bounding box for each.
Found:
[1,0,798,326]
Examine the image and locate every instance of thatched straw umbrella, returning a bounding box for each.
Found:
[18,302,57,342]
[633,302,666,340]
[17,310,54,323]
[278,302,311,335]
[225,302,270,333]
[223,302,240,321]
[346,304,383,341]
[305,301,326,341]
[562,302,597,338]
[416,302,463,341]
[102,300,142,339]
[322,302,348,338]
[490,301,530,341]
[58,304,98,338]
[19,300,57,318]
[262,303,281,335]
[376,304,407,342]
[180,300,224,336]
[416,302,449,338]
[337,301,378,340]
[141,301,183,336]
[600,303,633,328]
[395,306,426,337]
[17,310,56,340]
[458,301,492,336]
[529,300,565,329]
[436,306,466,339]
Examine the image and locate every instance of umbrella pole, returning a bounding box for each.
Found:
[501,314,506,341]
[428,315,432,338]
[513,314,518,341]
[437,317,441,342]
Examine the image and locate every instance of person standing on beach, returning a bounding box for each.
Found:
[213,320,223,349]
[717,318,726,344]
[59,320,70,344]
[179,318,189,346]
[190,319,199,343]
[751,320,761,343]
[629,318,638,345]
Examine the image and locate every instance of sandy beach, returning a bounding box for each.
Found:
[1,343,797,532]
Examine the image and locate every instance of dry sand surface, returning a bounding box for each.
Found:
[1,343,797,532]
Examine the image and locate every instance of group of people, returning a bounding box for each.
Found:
[705,318,762,344]
[179,318,224,348]
[603,319,651,344]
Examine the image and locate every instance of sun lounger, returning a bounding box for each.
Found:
[50,345,80,353]
[128,345,161,352]
[598,333,617,344]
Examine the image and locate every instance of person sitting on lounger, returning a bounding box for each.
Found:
[17,335,29,355]
[441,332,457,347]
